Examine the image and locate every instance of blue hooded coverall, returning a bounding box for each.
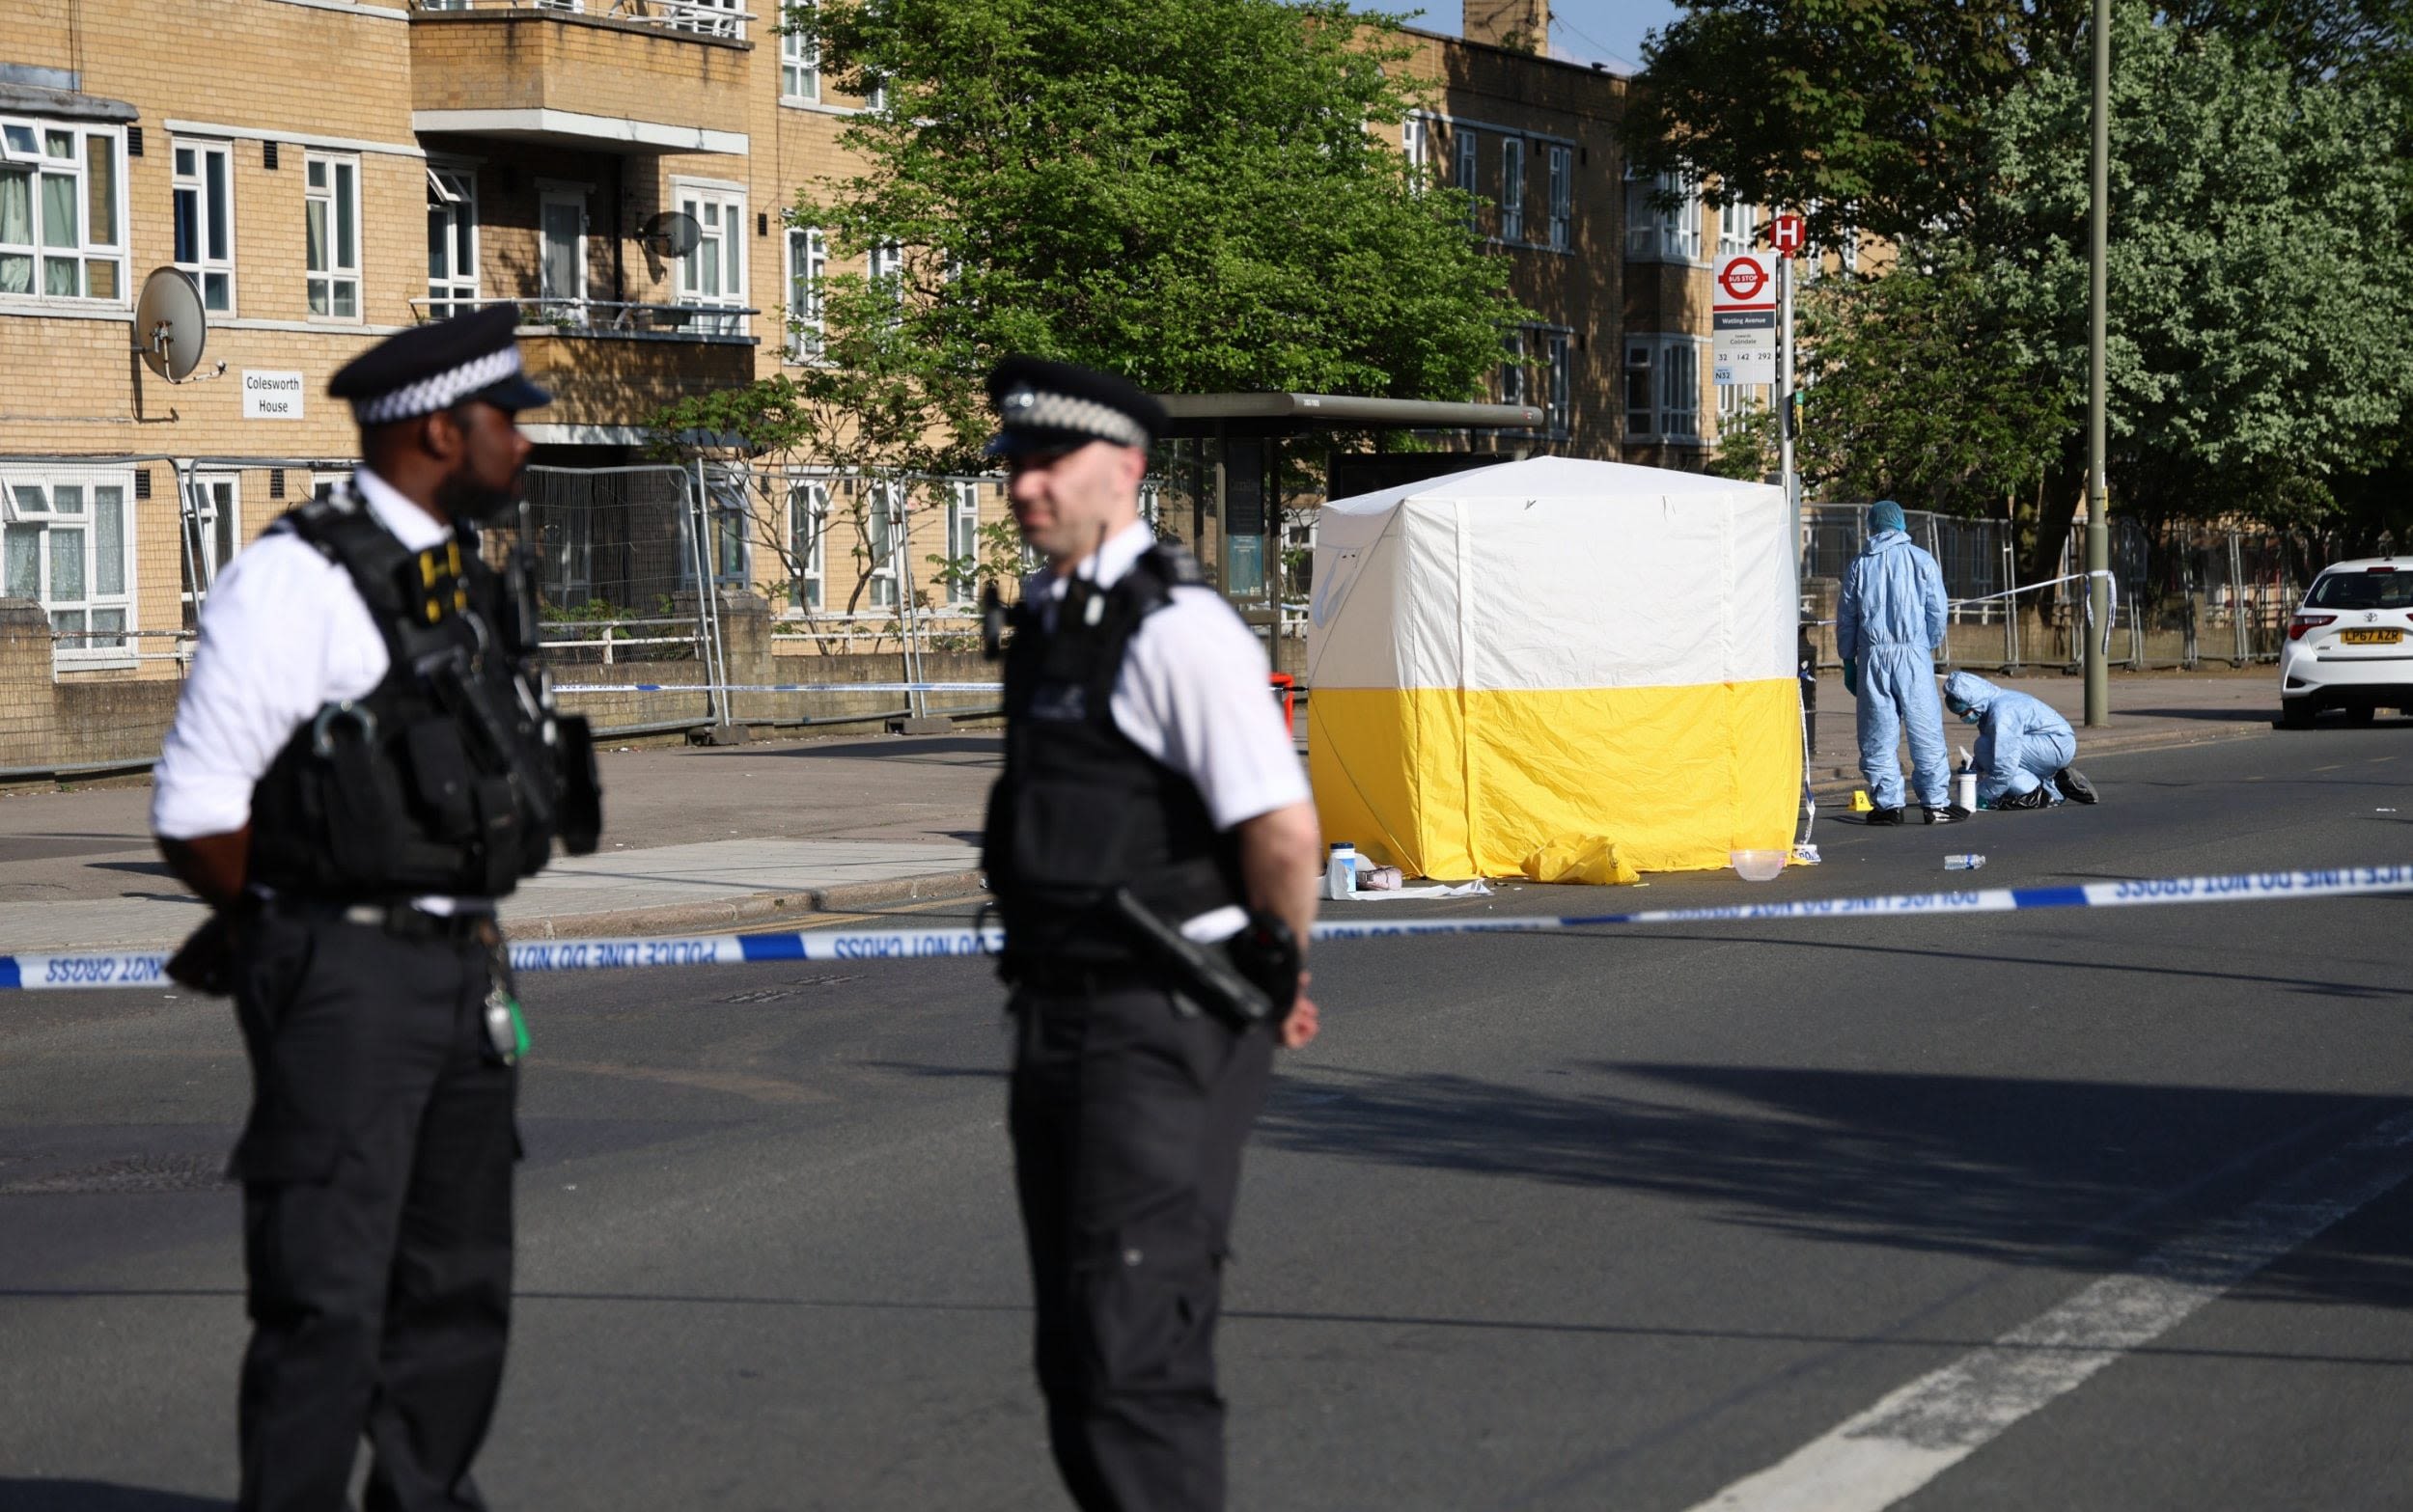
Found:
[1943,672,2076,807]
[1838,525,1950,811]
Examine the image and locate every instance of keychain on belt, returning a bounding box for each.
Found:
[475,920,530,1066]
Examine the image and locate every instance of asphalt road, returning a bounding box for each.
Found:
[6,725,2413,1511]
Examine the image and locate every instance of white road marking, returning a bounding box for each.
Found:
[1684,1111,2413,1512]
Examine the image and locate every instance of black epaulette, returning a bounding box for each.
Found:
[1141,541,1208,588]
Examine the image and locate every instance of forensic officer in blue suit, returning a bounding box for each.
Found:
[1838,500,1967,825]
[1943,671,2100,811]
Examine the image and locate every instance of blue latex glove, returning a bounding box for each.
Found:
[1842,657,1859,698]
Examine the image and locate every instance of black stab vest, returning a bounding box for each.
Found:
[982,544,1245,969]
[246,487,578,902]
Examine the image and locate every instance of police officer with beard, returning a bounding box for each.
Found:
[151,306,599,1512]
[981,357,1323,1512]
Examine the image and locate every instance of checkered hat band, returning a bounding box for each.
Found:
[351,347,524,426]
[1006,390,1149,448]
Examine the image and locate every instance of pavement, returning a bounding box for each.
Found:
[0,669,2286,951]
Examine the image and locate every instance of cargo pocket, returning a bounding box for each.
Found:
[1074,1231,1221,1403]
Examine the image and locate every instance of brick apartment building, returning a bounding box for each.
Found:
[0,0,1756,765]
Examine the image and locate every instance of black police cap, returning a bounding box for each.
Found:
[328,304,552,427]
[985,356,1166,457]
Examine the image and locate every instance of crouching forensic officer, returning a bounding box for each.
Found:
[151,305,600,1512]
[979,357,1323,1512]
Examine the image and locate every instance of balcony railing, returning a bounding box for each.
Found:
[411,296,759,341]
[410,0,756,41]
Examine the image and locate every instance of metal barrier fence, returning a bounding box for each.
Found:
[1803,504,2402,673]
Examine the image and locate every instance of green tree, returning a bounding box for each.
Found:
[1694,5,2413,581]
[792,0,1522,397]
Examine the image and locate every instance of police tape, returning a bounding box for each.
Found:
[553,681,1006,695]
[4,865,2409,993]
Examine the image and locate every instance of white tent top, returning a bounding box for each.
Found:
[1308,455,1793,693]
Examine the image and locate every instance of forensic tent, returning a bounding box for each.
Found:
[1305,456,1800,879]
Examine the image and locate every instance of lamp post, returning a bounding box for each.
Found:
[2084,0,2112,726]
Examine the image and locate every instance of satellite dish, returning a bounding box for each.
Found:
[133,267,209,381]
[641,210,704,260]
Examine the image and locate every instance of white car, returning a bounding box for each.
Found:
[2279,558,2413,727]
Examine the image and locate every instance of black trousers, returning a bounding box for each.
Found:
[1009,981,1276,1512]
[230,910,517,1512]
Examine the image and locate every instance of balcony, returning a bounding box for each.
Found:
[410,297,761,429]
[407,0,755,156]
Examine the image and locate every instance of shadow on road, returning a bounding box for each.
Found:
[1257,1062,2413,1308]
[0,1483,230,1511]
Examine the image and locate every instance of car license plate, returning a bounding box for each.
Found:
[2342,628,2402,645]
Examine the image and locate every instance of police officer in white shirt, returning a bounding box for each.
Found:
[153,305,598,1512]
[979,356,1322,1512]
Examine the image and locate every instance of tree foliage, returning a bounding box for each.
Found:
[1688,2,2413,557]
[795,0,1521,398]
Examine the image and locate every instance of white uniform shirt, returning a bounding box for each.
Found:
[1026,519,1309,832]
[152,469,451,841]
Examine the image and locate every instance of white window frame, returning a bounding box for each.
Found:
[0,116,128,306]
[1401,115,1426,179]
[172,138,236,315]
[538,181,589,317]
[2,470,136,669]
[1499,136,1525,243]
[1546,144,1572,252]
[1624,167,1703,264]
[943,480,980,606]
[1716,378,1766,430]
[427,165,478,321]
[784,225,826,362]
[780,5,820,103]
[862,73,888,112]
[1717,198,1758,259]
[862,481,903,610]
[675,179,747,337]
[868,238,903,311]
[1625,334,1705,442]
[787,478,828,611]
[181,472,241,626]
[304,151,363,321]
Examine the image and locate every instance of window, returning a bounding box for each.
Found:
[780,6,819,102]
[305,152,361,319]
[868,239,903,311]
[1499,137,1525,242]
[426,167,477,320]
[1499,329,1526,407]
[539,185,586,315]
[180,473,239,629]
[1716,379,1765,434]
[1546,144,1572,251]
[944,481,980,605]
[1717,199,1757,259]
[1624,336,1702,440]
[1623,167,1701,262]
[0,118,125,302]
[1543,331,1572,437]
[1454,127,1479,230]
[1401,116,1426,177]
[785,226,825,361]
[3,474,132,661]
[173,139,235,313]
[863,481,903,609]
[787,479,827,610]
[862,73,888,112]
[1837,226,1860,274]
[676,183,746,336]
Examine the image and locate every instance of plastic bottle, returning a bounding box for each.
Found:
[1944,853,1986,871]
[1325,842,1358,900]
